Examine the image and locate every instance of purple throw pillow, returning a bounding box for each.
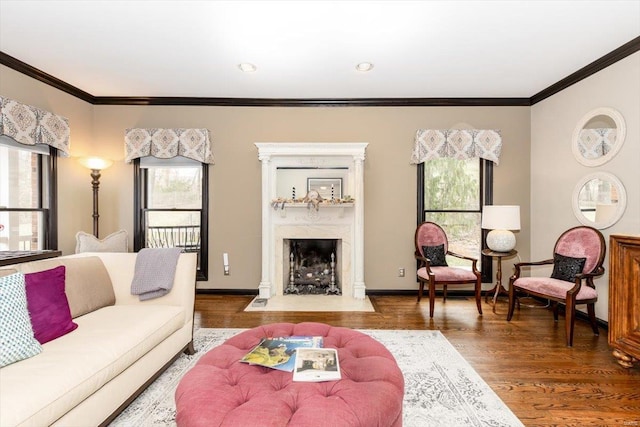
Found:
[25,266,78,344]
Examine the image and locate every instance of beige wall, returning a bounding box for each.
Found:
[531,52,640,321]
[1,64,531,297]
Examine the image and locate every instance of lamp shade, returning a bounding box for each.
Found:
[78,157,113,171]
[482,205,520,252]
[481,205,521,230]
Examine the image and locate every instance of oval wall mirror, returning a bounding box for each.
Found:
[572,107,626,167]
[572,172,627,229]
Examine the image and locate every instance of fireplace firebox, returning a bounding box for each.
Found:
[284,239,340,295]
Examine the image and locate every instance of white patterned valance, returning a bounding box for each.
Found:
[577,128,616,160]
[125,128,214,164]
[0,96,70,156]
[410,129,502,165]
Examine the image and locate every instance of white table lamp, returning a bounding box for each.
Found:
[482,205,520,252]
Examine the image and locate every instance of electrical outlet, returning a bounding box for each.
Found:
[398,268,405,277]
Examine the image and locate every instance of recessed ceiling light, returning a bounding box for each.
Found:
[355,62,374,72]
[238,63,257,73]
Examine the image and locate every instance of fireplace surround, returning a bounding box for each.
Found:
[255,142,368,300]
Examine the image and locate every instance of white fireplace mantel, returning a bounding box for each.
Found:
[255,142,368,300]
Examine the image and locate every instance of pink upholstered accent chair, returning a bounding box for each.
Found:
[414,222,482,318]
[507,226,606,346]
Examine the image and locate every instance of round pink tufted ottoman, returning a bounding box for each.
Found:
[175,322,404,427]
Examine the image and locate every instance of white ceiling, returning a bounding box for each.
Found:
[1,0,639,99]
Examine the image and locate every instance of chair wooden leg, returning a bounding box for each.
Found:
[443,285,447,303]
[587,303,599,336]
[417,281,424,302]
[507,282,516,321]
[475,279,483,315]
[565,298,576,347]
[552,302,559,322]
[429,280,436,318]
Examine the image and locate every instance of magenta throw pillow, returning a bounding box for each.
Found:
[25,266,78,344]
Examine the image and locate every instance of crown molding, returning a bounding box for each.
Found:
[91,96,530,107]
[0,52,95,103]
[2,36,639,107]
[530,35,640,105]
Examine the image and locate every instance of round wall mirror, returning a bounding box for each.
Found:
[572,172,626,229]
[572,107,626,167]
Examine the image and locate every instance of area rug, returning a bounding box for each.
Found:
[244,294,376,312]
[109,328,523,427]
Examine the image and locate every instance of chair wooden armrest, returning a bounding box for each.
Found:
[572,266,605,291]
[511,258,554,280]
[414,252,433,272]
[514,259,554,268]
[575,265,605,280]
[447,251,479,273]
[447,251,477,263]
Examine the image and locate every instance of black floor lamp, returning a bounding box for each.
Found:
[79,157,113,237]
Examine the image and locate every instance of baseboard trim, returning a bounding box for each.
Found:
[197,288,258,296]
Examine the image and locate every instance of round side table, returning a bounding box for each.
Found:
[482,248,517,313]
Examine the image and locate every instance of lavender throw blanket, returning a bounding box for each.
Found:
[131,248,182,301]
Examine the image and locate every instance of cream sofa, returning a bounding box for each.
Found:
[0,251,197,427]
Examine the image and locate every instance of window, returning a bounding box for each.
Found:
[0,137,57,251]
[134,158,208,281]
[417,158,492,282]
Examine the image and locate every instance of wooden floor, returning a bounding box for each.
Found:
[195,294,640,427]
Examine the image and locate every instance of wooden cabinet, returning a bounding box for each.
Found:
[608,235,640,368]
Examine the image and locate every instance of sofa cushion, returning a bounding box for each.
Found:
[417,266,477,281]
[514,276,598,301]
[0,272,42,367]
[11,257,115,318]
[75,230,128,254]
[0,304,185,427]
[0,268,18,278]
[25,266,78,344]
[61,257,116,318]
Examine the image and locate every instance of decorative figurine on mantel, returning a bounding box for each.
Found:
[303,189,322,211]
[270,194,355,210]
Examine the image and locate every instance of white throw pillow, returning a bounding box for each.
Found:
[75,230,129,253]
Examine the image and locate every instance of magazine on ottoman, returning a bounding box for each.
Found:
[240,336,323,372]
[293,348,341,382]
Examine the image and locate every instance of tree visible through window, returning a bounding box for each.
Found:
[134,160,208,281]
[418,158,492,281]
